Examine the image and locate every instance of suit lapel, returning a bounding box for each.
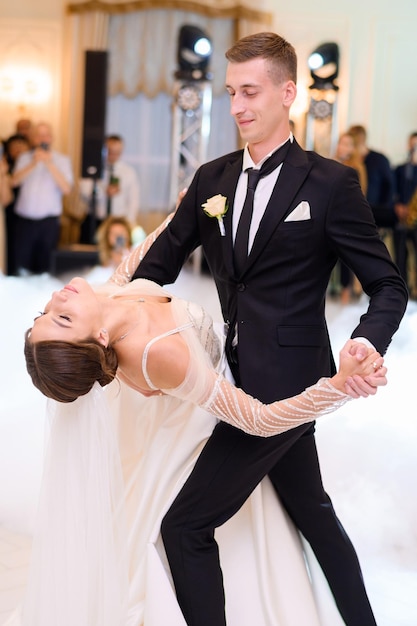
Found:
[244,142,313,274]
[218,156,242,277]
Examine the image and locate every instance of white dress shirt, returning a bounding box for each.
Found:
[80,160,140,224]
[13,150,73,219]
[232,134,292,252]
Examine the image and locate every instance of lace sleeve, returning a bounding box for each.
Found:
[107,212,175,286]
[166,368,351,438]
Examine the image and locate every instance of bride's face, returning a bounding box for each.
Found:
[29,277,103,344]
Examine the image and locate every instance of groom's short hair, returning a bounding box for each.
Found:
[225,31,297,85]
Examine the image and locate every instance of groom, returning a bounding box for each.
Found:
[133,32,407,625]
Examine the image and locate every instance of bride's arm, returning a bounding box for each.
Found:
[148,339,386,437]
[201,346,385,436]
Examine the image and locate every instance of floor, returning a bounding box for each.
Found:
[1,526,416,626]
[1,263,416,625]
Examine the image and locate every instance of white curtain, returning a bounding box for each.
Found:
[106,10,237,214]
[64,2,272,221]
[106,91,236,214]
[108,10,235,98]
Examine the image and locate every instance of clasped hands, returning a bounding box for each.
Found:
[335,339,387,398]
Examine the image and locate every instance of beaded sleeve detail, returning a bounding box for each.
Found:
[107,212,174,286]
[201,376,350,437]
[166,370,351,438]
[105,215,351,438]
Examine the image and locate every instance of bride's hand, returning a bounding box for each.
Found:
[330,339,387,397]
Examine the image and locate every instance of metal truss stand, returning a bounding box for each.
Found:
[169,79,212,273]
[305,89,339,157]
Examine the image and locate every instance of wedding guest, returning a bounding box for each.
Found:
[15,118,34,147]
[0,156,12,272]
[333,131,367,303]
[0,154,12,207]
[95,189,187,270]
[348,124,396,232]
[79,134,140,243]
[334,131,367,191]
[2,133,30,275]
[392,131,417,298]
[11,122,73,275]
[96,215,133,268]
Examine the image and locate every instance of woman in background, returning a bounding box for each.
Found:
[96,215,134,267]
[334,131,368,303]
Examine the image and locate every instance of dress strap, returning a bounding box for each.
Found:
[142,322,194,390]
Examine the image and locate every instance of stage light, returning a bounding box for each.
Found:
[308,42,339,90]
[176,25,212,80]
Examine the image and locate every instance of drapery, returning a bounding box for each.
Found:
[62,0,272,224]
[107,11,234,98]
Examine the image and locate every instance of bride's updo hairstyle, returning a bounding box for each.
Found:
[24,330,119,403]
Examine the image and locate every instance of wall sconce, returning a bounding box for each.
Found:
[0,65,52,114]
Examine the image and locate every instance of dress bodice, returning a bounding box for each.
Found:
[95,278,222,388]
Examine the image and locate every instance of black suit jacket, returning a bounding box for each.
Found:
[134,139,408,403]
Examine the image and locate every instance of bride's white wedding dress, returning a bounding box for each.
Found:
[6,276,346,626]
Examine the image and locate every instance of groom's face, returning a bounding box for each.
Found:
[225,57,296,158]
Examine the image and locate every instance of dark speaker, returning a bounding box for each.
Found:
[50,245,99,276]
[81,50,108,179]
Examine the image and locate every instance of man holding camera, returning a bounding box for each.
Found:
[79,134,140,244]
[11,121,73,275]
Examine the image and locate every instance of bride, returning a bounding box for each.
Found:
[9,217,385,626]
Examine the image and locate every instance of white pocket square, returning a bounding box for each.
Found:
[284,201,311,222]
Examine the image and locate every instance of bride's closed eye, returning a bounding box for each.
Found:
[33,312,72,322]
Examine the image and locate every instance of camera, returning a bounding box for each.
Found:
[114,235,127,250]
[40,142,50,151]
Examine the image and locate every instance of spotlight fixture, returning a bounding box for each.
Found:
[308,42,339,90]
[176,24,212,81]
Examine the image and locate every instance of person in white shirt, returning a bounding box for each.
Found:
[11,122,73,275]
[79,134,140,243]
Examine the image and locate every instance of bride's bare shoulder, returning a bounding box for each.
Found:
[145,333,189,391]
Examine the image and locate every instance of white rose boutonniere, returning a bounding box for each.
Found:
[202,194,228,236]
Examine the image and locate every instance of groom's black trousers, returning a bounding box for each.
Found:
[161,420,376,626]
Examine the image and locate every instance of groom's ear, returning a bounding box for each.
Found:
[282,80,297,108]
[97,328,109,348]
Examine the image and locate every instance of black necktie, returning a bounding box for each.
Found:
[226,140,291,380]
[234,140,290,276]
